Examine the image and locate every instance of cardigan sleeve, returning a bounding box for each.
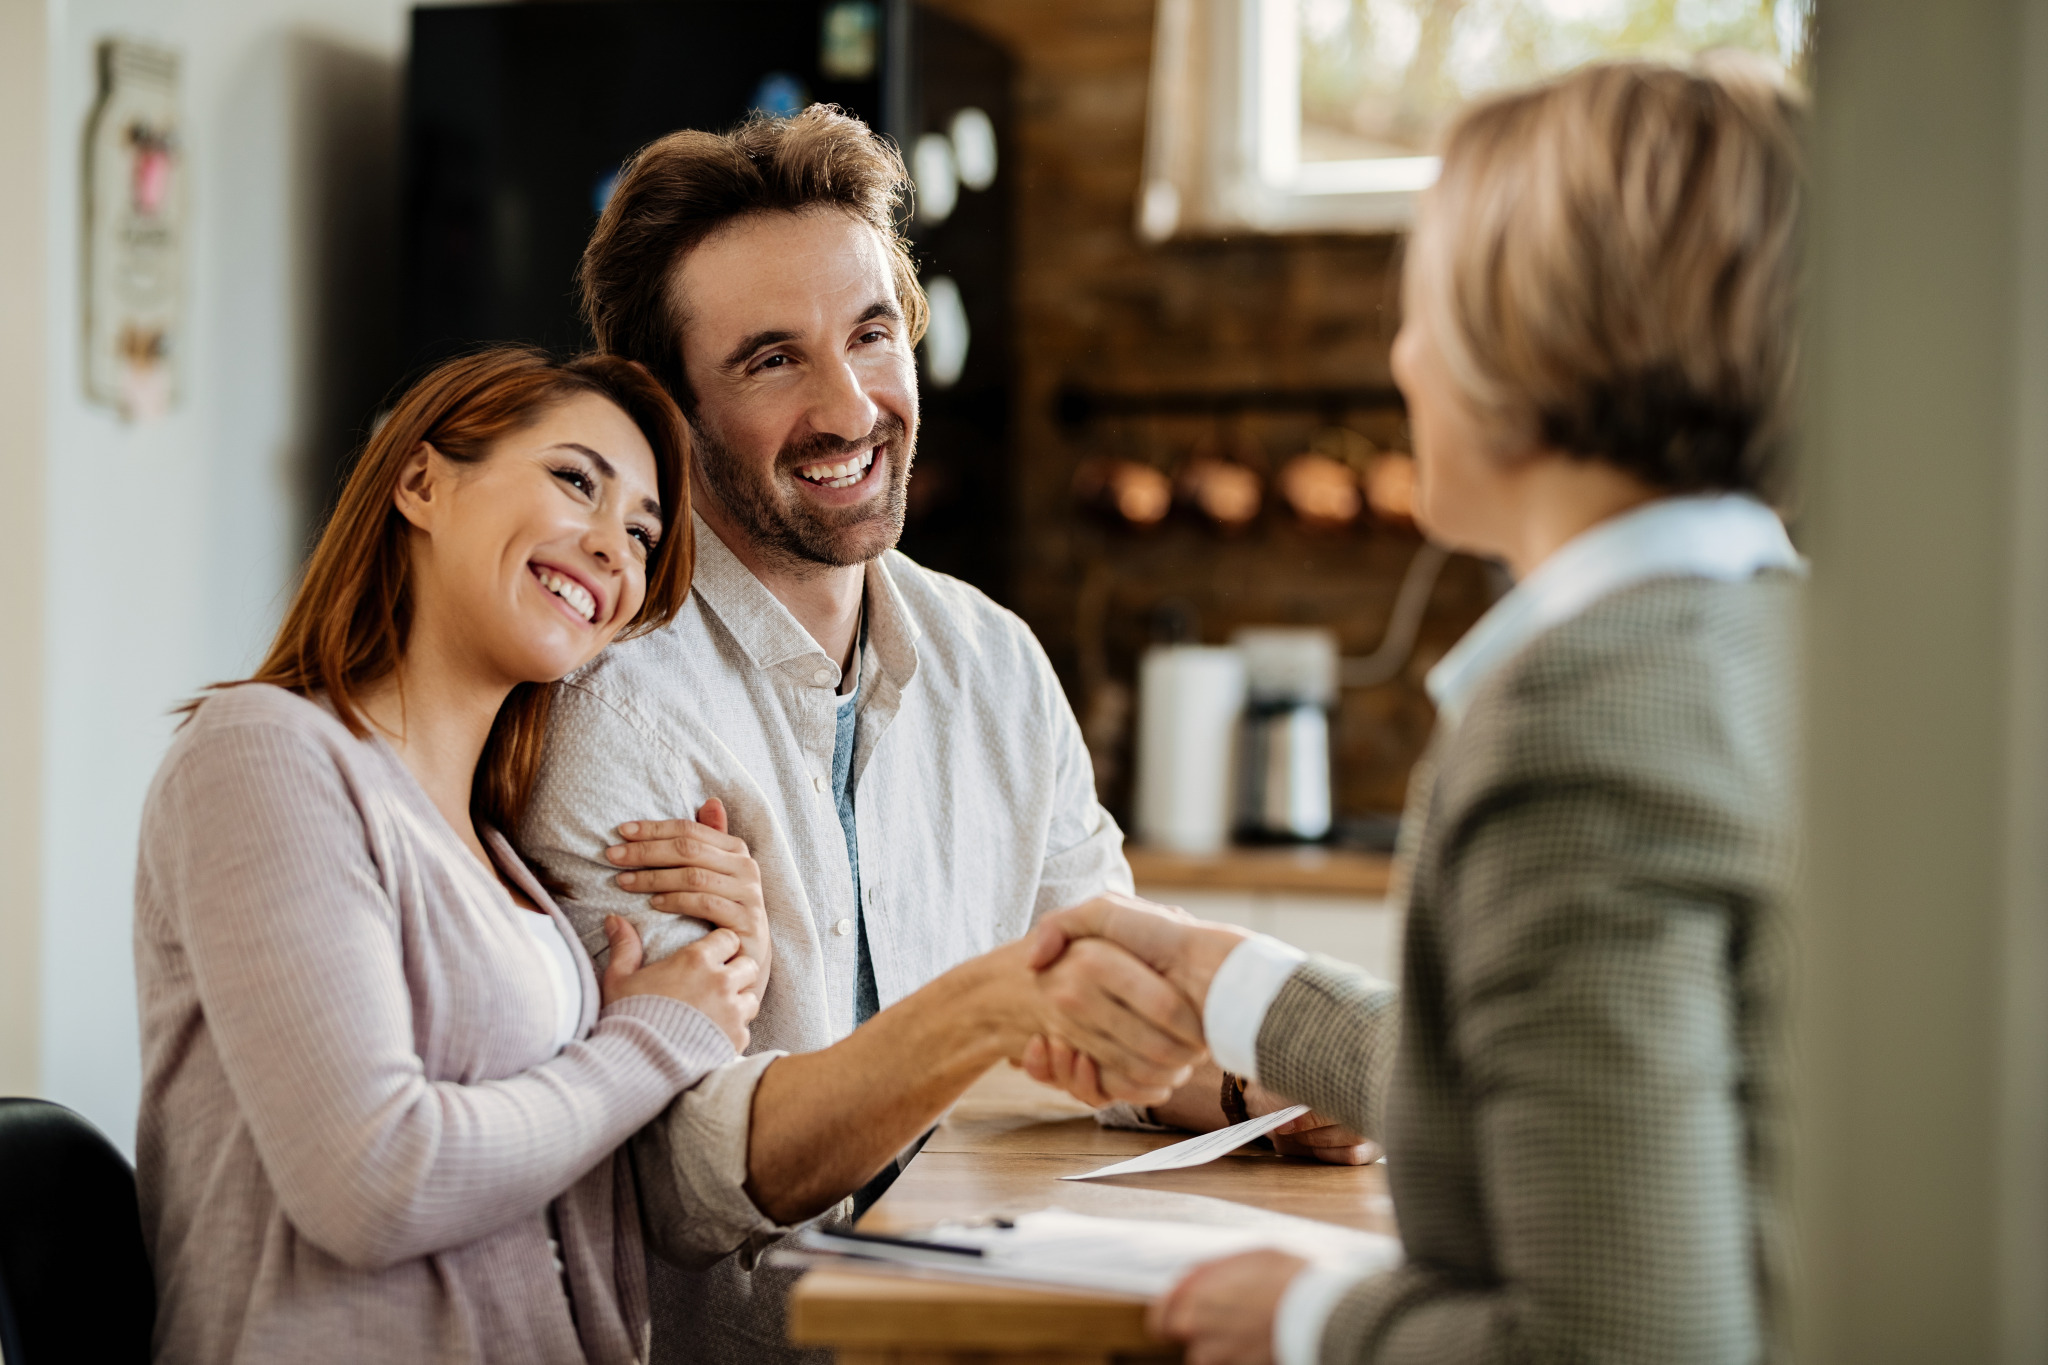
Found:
[146,714,736,1271]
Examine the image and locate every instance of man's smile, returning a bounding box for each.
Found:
[794,445,880,490]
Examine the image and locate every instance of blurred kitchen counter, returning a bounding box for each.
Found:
[1126,845,1401,981]
[1124,845,1391,896]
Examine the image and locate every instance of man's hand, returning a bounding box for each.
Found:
[1028,893,1249,1015]
[604,798,771,988]
[741,935,1205,1223]
[1017,1033,1119,1107]
[1020,893,1246,1108]
[1020,937,1207,1105]
[1149,1248,1305,1365]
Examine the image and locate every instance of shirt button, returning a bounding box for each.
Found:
[833,918,853,937]
[813,667,835,686]
[812,774,828,793]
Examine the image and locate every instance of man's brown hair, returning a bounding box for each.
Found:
[579,104,929,410]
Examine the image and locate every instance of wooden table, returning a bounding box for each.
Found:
[786,1067,1395,1364]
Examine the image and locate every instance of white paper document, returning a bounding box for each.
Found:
[794,1206,1401,1300]
[1060,1104,1311,1181]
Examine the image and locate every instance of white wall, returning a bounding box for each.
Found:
[1797,1,2048,1360]
[1,0,52,1102]
[28,0,409,1149]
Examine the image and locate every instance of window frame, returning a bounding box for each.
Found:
[1138,0,1437,241]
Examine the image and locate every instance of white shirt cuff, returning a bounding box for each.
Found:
[1203,933,1306,1083]
[1273,1258,1375,1365]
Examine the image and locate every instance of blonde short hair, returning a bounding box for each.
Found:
[1405,56,1805,495]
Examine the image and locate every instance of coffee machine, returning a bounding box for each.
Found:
[1233,628,1337,843]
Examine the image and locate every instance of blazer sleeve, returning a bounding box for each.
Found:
[1310,775,1761,1365]
[147,716,736,1272]
[1254,956,1402,1142]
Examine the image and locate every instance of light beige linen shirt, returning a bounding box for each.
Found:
[520,515,1132,1364]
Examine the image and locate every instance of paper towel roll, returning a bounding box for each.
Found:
[1134,645,1247,854]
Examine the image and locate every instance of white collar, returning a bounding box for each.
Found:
[1425,493,1803,728]
[688,511,919,696]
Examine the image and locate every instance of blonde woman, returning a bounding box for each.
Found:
[1029,57,1804,1365]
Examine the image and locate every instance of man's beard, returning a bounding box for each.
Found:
[692,412,915,574]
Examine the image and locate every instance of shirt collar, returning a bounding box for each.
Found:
[1424,493,1804,728]
[687,510,921,694]
[836,618,866,709]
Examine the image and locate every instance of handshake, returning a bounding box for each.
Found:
[1010,892,1243,1104]
[1008,893,1371,1166]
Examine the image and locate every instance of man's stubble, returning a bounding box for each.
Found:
[691,412,915,577]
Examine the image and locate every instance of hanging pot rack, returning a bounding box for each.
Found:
[1053,383,1406,430]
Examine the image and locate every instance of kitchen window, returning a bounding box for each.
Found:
[1139,0,1814,240]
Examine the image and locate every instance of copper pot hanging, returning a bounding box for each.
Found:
[1176,455,1262,530]
[1277,453,1363,530]
[1073,456,1173,527]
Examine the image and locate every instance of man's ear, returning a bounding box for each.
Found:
[392,441,441,532]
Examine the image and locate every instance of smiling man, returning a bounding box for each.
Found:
[515,108,1202,1364]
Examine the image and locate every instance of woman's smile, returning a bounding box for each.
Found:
[529,560,603,625]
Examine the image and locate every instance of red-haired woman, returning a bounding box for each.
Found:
[132,348,768,1364]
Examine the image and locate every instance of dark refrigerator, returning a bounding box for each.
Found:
[401,0,1014,601]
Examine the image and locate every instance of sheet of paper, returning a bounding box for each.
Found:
[793,1206,1400,1300]
[1060,1104,1310,1181]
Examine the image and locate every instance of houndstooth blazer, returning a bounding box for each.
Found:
[1258,571,1799,1365]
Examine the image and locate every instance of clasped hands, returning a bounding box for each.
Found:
[1017,893,1372,1164]
[1018,892,1376,1365]
[596,821,1361,1365]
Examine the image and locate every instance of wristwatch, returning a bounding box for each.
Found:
[1220,1070,1252,1126]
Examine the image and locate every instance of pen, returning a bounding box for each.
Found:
[819,1228,986,1259]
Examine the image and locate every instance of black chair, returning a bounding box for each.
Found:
[0,1099,154,1364]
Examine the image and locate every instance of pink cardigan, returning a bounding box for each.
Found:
[133,685,733,1364]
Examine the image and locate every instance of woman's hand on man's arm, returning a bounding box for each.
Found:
[601,797,771,988]
[598,916,759,1052]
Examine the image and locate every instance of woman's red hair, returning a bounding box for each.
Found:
[197,346,692,837]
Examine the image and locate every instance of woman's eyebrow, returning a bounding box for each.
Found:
[549,442,618,482]
[550,441,663,520]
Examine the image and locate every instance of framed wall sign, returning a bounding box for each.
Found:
[83,38,183,421]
